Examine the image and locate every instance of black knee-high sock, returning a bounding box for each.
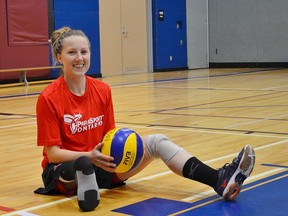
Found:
[182,157,218,188]
[74,156,100,212]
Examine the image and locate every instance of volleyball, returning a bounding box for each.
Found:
[101,128,144,173]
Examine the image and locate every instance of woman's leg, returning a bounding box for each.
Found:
[55,157,100,212]
[116,134,189,181]
[116,134,255,201]
[73,156,99,212]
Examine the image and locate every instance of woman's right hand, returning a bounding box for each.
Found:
[90,142,116,172]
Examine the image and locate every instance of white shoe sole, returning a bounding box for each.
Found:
[223,145,255,200]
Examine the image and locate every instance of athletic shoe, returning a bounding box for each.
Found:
[214,144,255,200]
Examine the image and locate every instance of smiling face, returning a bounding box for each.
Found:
[57,35,91,77]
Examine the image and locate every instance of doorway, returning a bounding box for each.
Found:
[99,0,148,76]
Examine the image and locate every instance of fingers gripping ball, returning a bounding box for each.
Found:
[101,128,144,173]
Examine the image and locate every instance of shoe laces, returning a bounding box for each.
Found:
[221,156,240,172]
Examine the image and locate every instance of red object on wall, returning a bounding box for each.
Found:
[0,0,50,82]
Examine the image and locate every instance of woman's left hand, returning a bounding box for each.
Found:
[90,142,116,172]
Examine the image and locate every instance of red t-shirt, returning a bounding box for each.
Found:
[36,76,116,169]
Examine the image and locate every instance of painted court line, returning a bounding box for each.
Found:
[1,121,288,140]
[12,211,39,216]
[174,171,288,216]
[0,68,279,100]
[3,139,287,216]
[263,84,288,90]
[225,113,288,129]
[129,139,288,187]
[0,205,15,212]
[0,121,36,129]
[2,197,75,216]
[3,116,288,139]
[121,124,288,139]
[181,167,285,202]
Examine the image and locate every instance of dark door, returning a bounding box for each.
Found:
[152,0,188,71]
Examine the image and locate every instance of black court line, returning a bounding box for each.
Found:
[153,112,288,122]
[115,87,288,136]
[121,68,283,86]
[116,121,288,136]
[0,112,36,118]
[0,112,14,116]
[152,91,283,114]
[0,68,284,99]
[0,92,40,99]
[179,104,288,109]
[153,86,288,92]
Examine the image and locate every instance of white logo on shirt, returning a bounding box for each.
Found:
[64,113,104,134]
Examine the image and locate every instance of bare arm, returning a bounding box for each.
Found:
[45,143,116,172]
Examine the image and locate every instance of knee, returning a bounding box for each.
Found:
[144,134,169,158]
[143,134,183,164]
[74,156,94,175]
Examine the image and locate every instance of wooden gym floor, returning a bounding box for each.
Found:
[0,68,287,215]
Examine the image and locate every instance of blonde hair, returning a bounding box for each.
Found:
[51,26,91,64]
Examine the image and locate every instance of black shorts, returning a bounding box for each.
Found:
[34,162,125,195]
